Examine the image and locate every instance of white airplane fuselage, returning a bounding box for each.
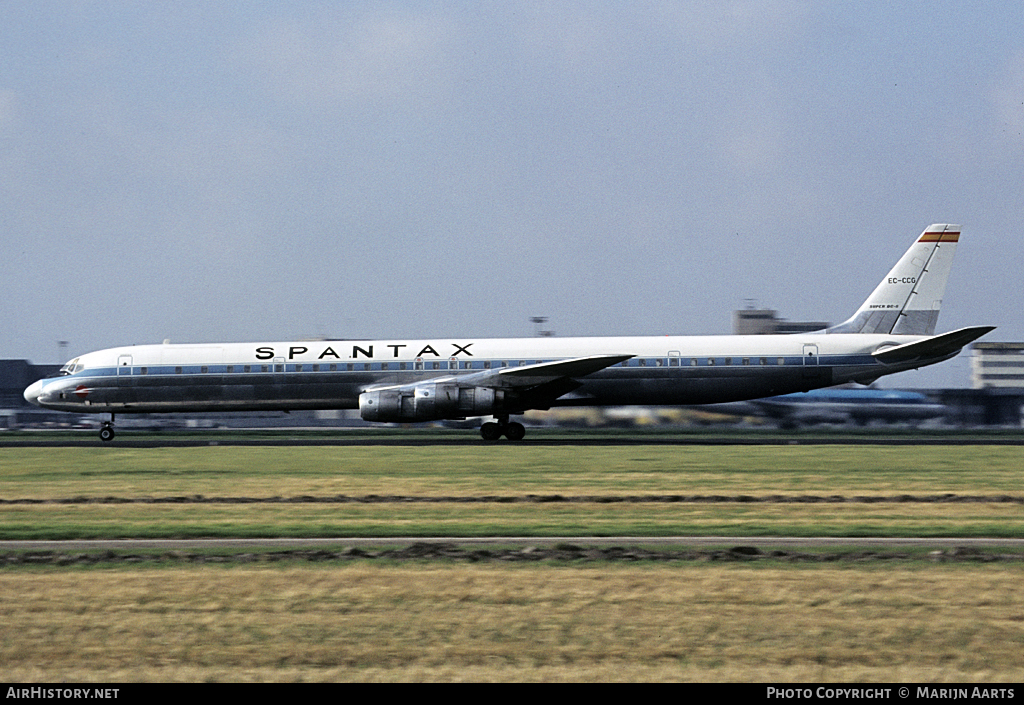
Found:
[23,224,994,441]
[23,331,950,413]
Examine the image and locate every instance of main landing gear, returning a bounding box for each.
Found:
[479,415,526,441]
[99,415,115,442]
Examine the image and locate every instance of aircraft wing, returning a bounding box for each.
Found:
[463,354,634,388]
[872,326,995,364]
[362,354,632,394]
[498,354,632,384]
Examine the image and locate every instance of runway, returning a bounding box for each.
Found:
[4,536,1024,551]
[3,431,1024,447]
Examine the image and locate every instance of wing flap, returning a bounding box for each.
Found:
[872,326,995,364]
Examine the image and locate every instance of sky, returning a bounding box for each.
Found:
[2,1,1022,389]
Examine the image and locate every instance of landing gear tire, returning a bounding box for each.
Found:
[99,424,115,442]
[480,420,526,441]
[480,422,502,441]
[504,422,526,441]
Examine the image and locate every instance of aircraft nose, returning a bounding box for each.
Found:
[23,380,43,406]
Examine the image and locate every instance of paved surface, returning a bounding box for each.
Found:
[3,537,1024,551]
[3,433,1024,447]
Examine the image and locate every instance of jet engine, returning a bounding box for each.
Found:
[359,383,511,422]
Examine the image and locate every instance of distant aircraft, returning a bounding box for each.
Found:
[25,224,993,441]
[706,387,948,428]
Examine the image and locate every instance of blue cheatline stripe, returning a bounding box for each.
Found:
[66,353,885,381]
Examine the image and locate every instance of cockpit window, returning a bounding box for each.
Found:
[58,358,83,375]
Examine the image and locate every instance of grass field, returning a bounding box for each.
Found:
[2,442,1023,681]
[2,563,1023,682]
[1,445,1022,538]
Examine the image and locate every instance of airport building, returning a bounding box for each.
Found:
[1,358,364,430]
[971,342,1024,389]
[931,342,1024,427]
[0,360,59,407]
[733,307,829,335]
[0,359,63,429]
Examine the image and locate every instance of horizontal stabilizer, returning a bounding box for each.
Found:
[872,326,995,364]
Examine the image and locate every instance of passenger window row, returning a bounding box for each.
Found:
[120,360,548,375]
[106,356,795,375]
[624,357,785,367]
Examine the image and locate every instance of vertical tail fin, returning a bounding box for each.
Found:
[827,224,960,335]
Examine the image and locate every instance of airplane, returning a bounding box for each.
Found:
[24,223,994,442]
[700,386,948,428]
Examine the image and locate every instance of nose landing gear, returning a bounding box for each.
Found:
[99,415,115,442]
